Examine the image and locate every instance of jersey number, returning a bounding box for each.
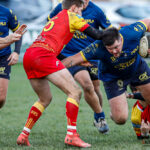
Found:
[44,20,54,32]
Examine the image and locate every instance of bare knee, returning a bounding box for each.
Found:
[69,87,82,101]
[39,96,53,108]
[82,84,94,94]
[111,113,128,125]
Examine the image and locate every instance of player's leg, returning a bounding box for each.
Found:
[74,70,109,133]
[0,54,11,108]
[92,80,103,106]
[109,93,128,124]
[46,68,91,148]
[0,78,9,108]
[103,79,128,124]
[75,70,102,113]
[17,78,52,146]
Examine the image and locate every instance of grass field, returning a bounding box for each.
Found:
[0,63,149,150]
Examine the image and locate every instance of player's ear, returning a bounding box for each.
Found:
[69,4,76,12]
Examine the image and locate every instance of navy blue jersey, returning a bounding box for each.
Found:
[81,21,147,81]
[0,5,20,56]
[48,2,111,57]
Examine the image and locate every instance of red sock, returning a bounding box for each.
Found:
[66,98,79,134]
[22,101,45,136]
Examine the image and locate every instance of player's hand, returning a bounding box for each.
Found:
[126,93,134,99]
[15,24,27,35]
[79,61,93,67]
[141,120,150,137]
[7,52,19,66]
[6,33,22,44]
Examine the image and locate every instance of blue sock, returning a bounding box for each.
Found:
[94,112,105,122]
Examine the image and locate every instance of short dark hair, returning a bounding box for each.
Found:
[102,27,120,46]
[62,0,84,9]
[129,85,138,93]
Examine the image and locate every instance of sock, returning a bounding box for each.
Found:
[66,97,79,135]
[22,101,45,136]
[94,111,105,122]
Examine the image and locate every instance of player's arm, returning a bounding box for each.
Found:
[0,24,26,50]
[62,52,84,68]
[62,40,100,67]
[140,18,150,32]
[0,34,20,50]
[7,24,27,65]
[83,26,103,40]
[127,92,145,101]
[95,6,112,29]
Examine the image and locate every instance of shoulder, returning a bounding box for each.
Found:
[56,3,62,10]
[68,11,83,19]
[88,2,104,14]
[0,5,10,15]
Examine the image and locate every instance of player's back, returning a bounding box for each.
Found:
[31,9,89,56]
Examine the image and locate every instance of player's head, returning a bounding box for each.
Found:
[102,27,123,58]
[62,0,84,15]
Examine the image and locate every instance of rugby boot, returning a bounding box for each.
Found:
[94,118,109,134]
[65,132,91,148]
[17,133,30,146]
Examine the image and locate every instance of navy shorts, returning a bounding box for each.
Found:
[0,54,11,79]
[103,59,150,100]
[57,54,99,80]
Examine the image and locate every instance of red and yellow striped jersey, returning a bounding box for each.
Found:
[31,9,89,56]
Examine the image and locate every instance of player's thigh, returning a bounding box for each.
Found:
[74,70,94,89]
[109,93,128,119]
[46,68,81,97]
[0,78,9,99]
[29,78,52,103]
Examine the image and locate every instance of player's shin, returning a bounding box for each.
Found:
[66,97,79,134]
[65,97,91,148]
[22,101,45,136]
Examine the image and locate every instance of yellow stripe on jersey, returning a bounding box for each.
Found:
[47,14,51,21]
[67,98,79,107]
[80,51,87,61]
[138,21,148,31]
[33,101,45,113]
[67,11,88,33]
[12,23,20,32]
[131,104,142,125]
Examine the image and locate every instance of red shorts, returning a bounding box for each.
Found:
[23,47,65,79]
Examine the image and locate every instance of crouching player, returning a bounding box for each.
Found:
[127,85,150,141]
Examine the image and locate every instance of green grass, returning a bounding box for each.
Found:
[0,63,149,150]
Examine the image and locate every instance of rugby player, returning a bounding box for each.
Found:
[48,0,112,134]
[62,18,150,126]
[17,0,105,148]
[0,5,23,109]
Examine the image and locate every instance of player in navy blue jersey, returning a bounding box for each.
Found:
[62,18,150,125]
[0,5,23,109]
[48,0,112,133]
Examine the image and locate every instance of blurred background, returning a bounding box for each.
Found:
[1,0,150,61]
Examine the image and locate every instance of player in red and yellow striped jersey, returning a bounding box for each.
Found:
[17,0,104,148]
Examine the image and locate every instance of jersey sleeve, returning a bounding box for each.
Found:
[48,3,62,21]
[8,9,20,32]
[68,12,90,33]
[95,7,112,29]
[125,21,147,41]
[80,40,101,61]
